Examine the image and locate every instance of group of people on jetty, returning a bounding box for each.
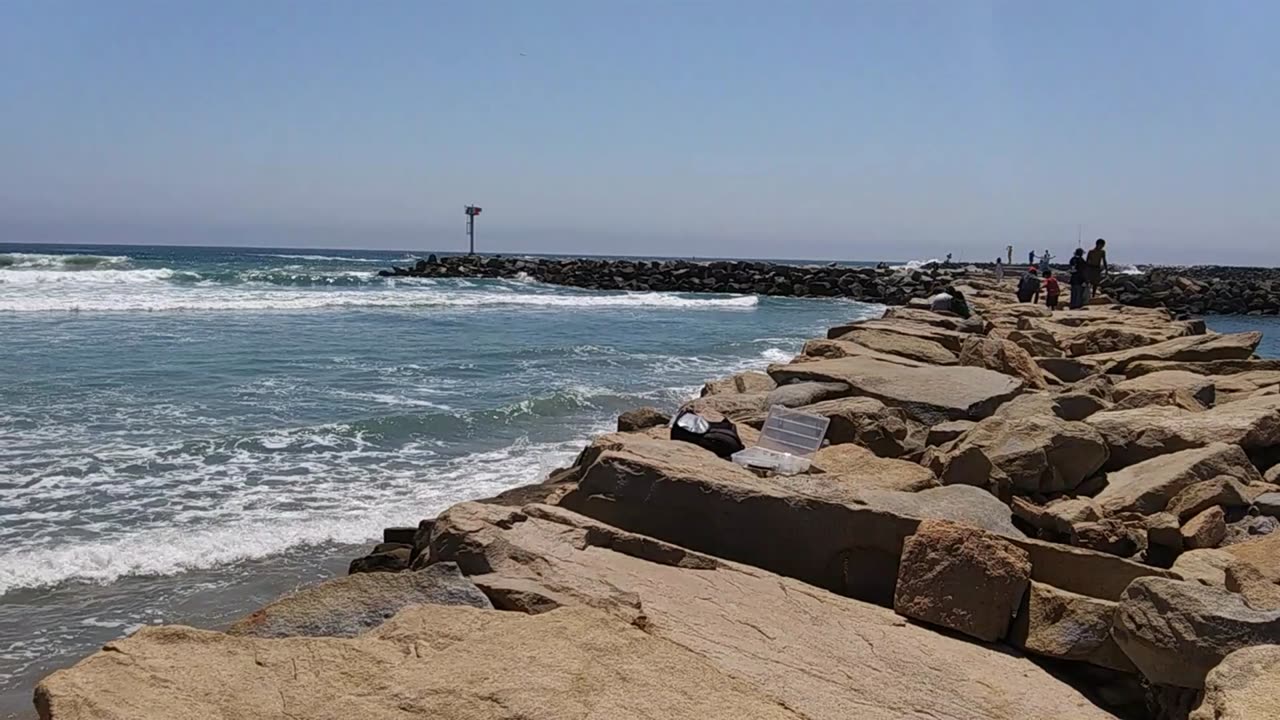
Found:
[993,238,1109,311]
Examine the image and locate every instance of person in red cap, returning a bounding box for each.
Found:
[1043,269,1061,311]
[1016,267,1040,303]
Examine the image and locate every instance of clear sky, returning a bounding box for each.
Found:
[2,0,1276,264]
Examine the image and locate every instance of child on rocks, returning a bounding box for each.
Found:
[1043,270,1061,311]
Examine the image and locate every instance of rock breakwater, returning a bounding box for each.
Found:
[380,254,964,304]
[35,271,1280,720]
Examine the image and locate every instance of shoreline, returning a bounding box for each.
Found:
[21,267,1280,719]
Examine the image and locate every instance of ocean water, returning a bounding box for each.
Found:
[0,243,880,715]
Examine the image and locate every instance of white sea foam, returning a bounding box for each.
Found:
[0,252,130,270]
[257,253,387,263]
[0,434,590,594]
[0,281,760,312]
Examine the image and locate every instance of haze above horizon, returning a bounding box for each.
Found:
[2,1,1277,265]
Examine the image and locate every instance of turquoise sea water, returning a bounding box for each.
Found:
[0,243,881,713]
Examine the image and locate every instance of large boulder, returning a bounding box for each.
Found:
[1007,329,1064,358]
[36,604,804,720]
[1008,582,1135,672]
[893,520,1031,642]
[924,415,1108,495]
[1113,370,1216,408]
[422,502,1122,720]
[1224,561,1280,611]
[227,563,491,638]
[701,370,776,396]
[1189,645,1280,720]
[1182,506,1227,549]
[1113,576,1280,688]
[800,338,930,367]
[795,396,925,458]
[557,432,1172,605]
[958,336,1049,389]
[1084,331,1262,373]
[764,381,850,408]
[1173,549,1240,587]
[681,392,770,421]
[1166,475,1252,521]
[1094,443,1263,515]
[1059,324,1192,357]
[769,356,1024,425]
[809,443,939,492]
[880,306,991,333]
[993,391,1110,422]
[1124,358,1280,378]
[1085,395,1280,469]
[830,325,959,365]
[828,319,971,353]
[1212,370,1280,403]
[617,406,670,431]
[1223,532,1280,584]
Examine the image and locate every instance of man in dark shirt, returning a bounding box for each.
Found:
[1085,238,1108,294]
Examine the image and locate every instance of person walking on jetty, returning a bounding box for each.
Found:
[1017,267,1041,303]
[1068,248,1089,308]
[1086,238,1108,295]
[1043,270,1061,311]
[994,257,1005,282]
[1039,249,1053,275]
[1028,249,1036,265]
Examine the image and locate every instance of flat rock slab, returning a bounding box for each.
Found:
[925,414,1108,495]
[425,502,1121,720]
[828,319,972,353]
[1084,331,1261,373]
[1094,443,1263,515]
[809,443,939,492]
[228,562,491,638]
[769,355,1024,425]
[1113,370,1216,408]
[1085,395,1280,469]
[37,604,803,720]
[1124,358,1280,378]
[832,325,959,365]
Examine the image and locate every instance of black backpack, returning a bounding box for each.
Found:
[670,411,745,459]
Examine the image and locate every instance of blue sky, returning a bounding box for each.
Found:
[2,1,1276,263]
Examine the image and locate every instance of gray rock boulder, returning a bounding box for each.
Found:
[764,381,850,408]
[1182,506,1227,549]
[1113,370,1216,408]
[1008,582,1135,672]
[1085,399,1280,468]
[617,406,670,432]
[1167,475,1252,521]
[700,370,776,396]
[1085,331,1262,373]
[796,396,925,458]
[1094,443,1263,515]
[1189,645,1280,720]
[768,355,1025,425]
[924,415,1108,495]
[1114,576,1280,688]
[958,336,1049,389]
[228,562,491,638]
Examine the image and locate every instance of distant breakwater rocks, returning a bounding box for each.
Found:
[379,255,963,305]
[1103,266,1280,317]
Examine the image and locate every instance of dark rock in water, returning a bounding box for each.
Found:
[382,526,417,545]
[348,546,411,574]
[617,406,671,432]
[227,562,492,638]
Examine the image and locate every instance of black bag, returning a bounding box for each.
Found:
[670,411,745,459]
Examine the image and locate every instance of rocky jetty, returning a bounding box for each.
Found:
[1102,267,1280,316]
[34,273,1280,720]
[388,254,1280,316]
[380,254,965,304]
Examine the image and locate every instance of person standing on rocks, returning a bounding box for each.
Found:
[1068,248,1089,308]
[1017,267,1041,303]
[1039,249,1053,275]
[1086,238,1108,295]
[994,257,1005,282]
[1043,270,1061,311]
